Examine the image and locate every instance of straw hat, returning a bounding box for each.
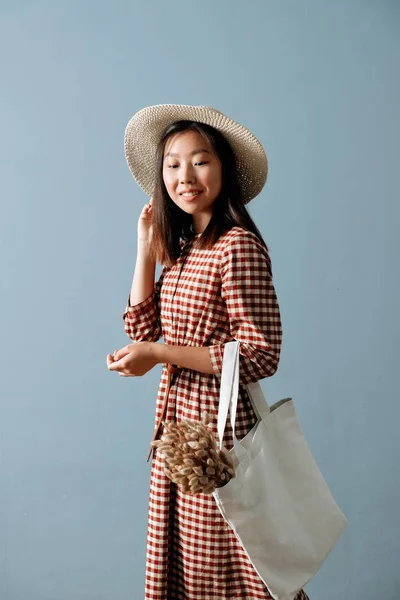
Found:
[124,104,268,204]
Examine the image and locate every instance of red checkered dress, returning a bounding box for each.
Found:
[123,226,310,600]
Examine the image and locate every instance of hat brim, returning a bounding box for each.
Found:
[124,104,268,204]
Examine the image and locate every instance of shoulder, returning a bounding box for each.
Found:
[216,226,270,260]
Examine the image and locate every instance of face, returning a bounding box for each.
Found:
[162,129,222,234]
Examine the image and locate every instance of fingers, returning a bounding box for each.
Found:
[108,359,136,376]
[113,345,131,361]
[139,203,152,223]
[107,344,137,375]
[108,353,134,374]
[108,357,125,371]
[106,348,121,367]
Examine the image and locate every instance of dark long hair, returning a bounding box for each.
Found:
[150,120,268,266]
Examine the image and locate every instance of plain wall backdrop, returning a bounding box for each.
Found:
[1,1,399,599]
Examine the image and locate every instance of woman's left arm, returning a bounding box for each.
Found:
[208,231,282,384]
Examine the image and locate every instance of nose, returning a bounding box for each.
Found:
[180,164,196,184]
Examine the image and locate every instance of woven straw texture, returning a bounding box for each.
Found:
[124,104,268,203]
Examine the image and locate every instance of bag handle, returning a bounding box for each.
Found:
[217,341,239,448]
[217,341,270,450]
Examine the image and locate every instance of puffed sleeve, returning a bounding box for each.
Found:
[208,231,282,384]
[122,265,169,342]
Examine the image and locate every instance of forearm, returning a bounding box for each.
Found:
[130,242,156,306]
[153,343,214,375]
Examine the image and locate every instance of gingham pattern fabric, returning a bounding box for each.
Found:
[123,227,310,600]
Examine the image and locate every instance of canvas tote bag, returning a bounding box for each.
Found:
[213,341,347,600]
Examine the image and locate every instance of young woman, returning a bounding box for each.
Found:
[107,105,310,600]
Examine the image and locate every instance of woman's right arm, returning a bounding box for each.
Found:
[123,201,166,342]
[129,241,156,307]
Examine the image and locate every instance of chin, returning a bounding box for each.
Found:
[177,204,199,214]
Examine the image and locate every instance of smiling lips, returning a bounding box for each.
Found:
[180,189,202,199]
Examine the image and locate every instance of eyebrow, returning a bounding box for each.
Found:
[164,148,212,159]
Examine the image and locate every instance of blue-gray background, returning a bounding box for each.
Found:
[1,1,399,599]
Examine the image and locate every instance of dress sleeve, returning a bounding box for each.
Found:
[122,265,168,342]
[208,231,282,384]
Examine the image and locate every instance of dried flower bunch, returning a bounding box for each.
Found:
[151,412,236,495]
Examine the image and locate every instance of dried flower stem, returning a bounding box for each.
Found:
[151,412,235,495]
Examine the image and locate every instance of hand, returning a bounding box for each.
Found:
[106,342,159,377]
[137,198,153,244]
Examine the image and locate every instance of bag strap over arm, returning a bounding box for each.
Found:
[217,341,271,450]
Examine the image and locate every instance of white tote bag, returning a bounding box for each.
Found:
[213,341,347,600]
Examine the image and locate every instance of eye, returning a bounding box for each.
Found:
[167,164,179,169]
[195,161,209,166]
